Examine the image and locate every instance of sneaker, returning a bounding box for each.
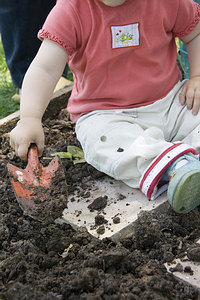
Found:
[167,156,200,214]
[12,89,21,103]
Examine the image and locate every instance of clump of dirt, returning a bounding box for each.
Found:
[113,216,120,224]
[187,244,200,262]
[1,108,200,299]
[95,215,108,226]
[88,196,108,211]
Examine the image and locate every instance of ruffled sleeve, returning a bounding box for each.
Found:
[173,0,200,37]
[38,0,81,56]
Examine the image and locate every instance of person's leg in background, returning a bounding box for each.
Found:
[0,0,68,90]
[0,0,57,89]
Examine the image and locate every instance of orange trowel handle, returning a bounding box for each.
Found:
[26,144,43,176]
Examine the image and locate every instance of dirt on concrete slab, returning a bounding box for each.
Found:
[1,108,200,299]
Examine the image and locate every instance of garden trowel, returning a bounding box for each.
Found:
[7,144,68,222]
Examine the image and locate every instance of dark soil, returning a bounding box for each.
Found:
[1,108,200,300]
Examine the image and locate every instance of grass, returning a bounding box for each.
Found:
[0,38,19,119]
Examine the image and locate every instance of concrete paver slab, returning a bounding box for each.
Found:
[165,239,200,290]
[165,257,200,290]
[60,176,167,239]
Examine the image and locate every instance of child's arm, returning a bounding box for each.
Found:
[179,22,200,115]
[10,39,68,160]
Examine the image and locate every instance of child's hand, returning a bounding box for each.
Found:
[10,118,44,160]
[179,77,200,115]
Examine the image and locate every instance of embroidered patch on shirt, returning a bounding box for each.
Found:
[111,23,140,49]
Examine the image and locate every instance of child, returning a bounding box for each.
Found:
[10,0,200,214]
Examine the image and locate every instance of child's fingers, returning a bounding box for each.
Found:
[35,138,45,157]
[179,85,187,105]
[17,143,30,160]
[192,89,200,115]
[179,79,200,114]
[185,88,195,110]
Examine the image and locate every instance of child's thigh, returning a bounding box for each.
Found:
[164,80,200,143]
[75,110,144,155]
[75,110,170,184]
[165,97,200,144]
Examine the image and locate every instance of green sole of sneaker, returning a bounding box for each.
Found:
[172,170,200,214]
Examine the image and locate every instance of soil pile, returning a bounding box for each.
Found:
[1,108,200,299]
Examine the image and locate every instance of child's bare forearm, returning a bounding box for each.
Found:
[20,64,57,121]
[10,39,68,159]
[179,22,200,115]
[20,40,68,121]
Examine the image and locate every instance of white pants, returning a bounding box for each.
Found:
[75,80,200,200]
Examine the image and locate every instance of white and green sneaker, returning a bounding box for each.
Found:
[167,155,200,214]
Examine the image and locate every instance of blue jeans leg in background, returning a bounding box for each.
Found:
[0,0,62,89]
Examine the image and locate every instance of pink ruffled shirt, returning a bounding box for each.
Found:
[38,0,200,122]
